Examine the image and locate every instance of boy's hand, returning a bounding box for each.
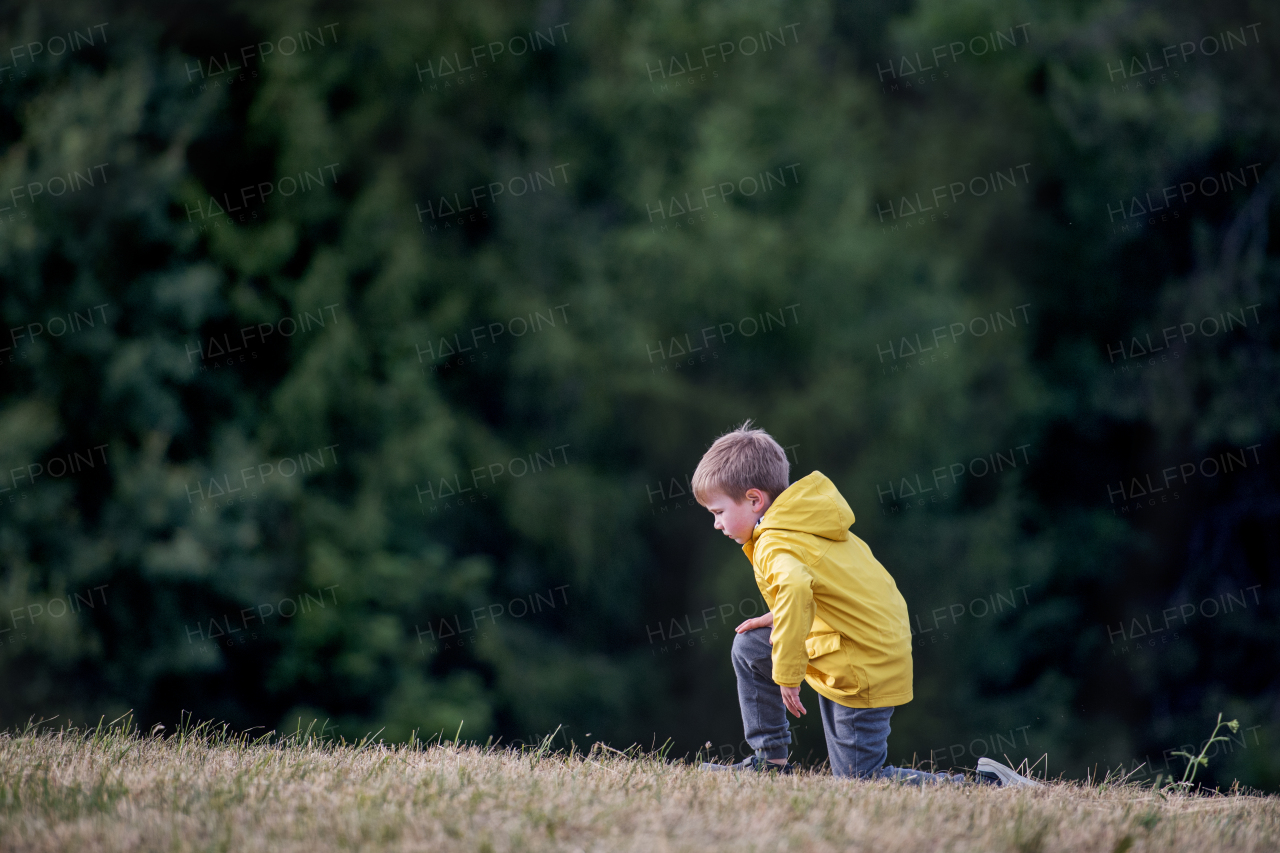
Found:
[735,611,773,642]
[780,685,806,717]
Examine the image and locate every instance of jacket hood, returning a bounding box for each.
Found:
[755,471,854,542]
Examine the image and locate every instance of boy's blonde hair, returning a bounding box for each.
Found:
[692,420,790,504]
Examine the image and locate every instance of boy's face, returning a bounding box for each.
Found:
[703,489,772,544]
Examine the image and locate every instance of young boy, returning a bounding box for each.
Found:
[693,422,1038,787]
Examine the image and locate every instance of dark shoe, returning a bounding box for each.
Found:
[976,757,1042,788]
[700,751,794,775]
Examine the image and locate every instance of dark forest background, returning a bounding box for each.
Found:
[1,0,1278,789]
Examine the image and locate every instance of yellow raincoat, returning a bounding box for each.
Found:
[742,471,913,708]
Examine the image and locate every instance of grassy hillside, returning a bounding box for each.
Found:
[1,721,1277,852]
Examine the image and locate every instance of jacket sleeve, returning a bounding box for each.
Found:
[758,546,816,687]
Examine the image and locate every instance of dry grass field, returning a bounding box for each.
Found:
[1,719,1277,853]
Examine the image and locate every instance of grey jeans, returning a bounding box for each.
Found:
[732,626,958,783]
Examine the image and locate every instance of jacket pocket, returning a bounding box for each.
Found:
[804,632,862,695]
